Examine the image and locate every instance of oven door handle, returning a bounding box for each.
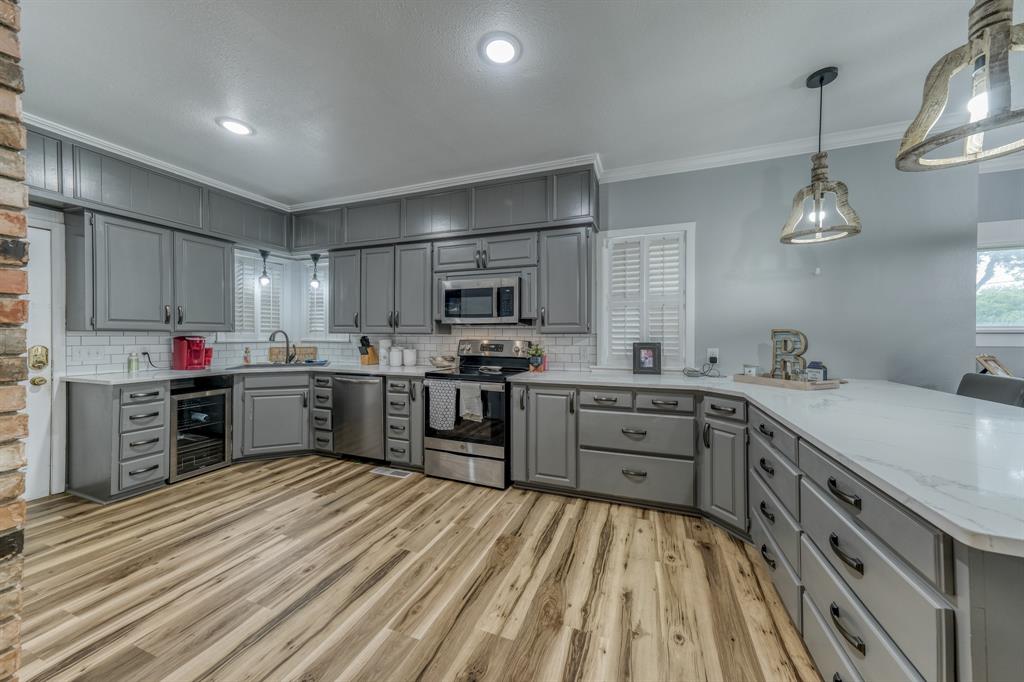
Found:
[455,381,505,393]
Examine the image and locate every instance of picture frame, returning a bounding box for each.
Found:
[632,342,662,375]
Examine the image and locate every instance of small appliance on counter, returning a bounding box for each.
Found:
[172,336,210,370]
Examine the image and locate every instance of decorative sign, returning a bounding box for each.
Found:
[770,329,808,380]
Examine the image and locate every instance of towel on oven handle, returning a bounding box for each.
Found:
[459,382,483,423]
[424,379,457,431]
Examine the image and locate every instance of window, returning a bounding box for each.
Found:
[302,259,346,341]
[597,224,695,369]
[222,251,288,341]
[976,220,1024,347]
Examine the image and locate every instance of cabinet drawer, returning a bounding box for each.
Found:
[386,415,410,440]
[119,427,166,461]
[799,440,950,591]
[750,431,801,518]
[801,480,953,682]
[750,510,802,631]
[118,452,167,491]
[313,375,333,389]
[243,374,311,390]
[386,378,411,394]
[311,408,332,430]
[701,395,746,422]
[387,438,412,464]
[749,405,797,462]
[802,593,864,682]
[312,387,332,409]
[749,468,801,572]
[579,409,695,458]
[120,384,166,405]
[313,430,333,452]
[578,389,632,409]
[578,449,694,507]
[386,395,411,417]
[801,536,925,682]
[119,401,166,433]
[635,392,694,413]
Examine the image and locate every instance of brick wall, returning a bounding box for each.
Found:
[0,1,24,679]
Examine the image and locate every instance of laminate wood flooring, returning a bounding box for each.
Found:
[21,456,818,682]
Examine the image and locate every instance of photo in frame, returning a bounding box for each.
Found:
[632,342,662,375]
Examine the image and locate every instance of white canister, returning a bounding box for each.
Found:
[389,347,405,367]
[403,348,417,367]
[378,339,393,366]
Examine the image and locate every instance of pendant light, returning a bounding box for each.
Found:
[896,0,1024,171]
[309,253,321,289]
[780,67,862,245]
[257,249,271,287]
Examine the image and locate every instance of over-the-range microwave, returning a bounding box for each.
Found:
[440,276,519,325]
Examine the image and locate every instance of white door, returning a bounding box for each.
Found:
[25,226,53,500]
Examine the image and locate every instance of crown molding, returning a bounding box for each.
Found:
[23,113,292,211]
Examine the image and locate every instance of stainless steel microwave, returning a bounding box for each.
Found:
[440,276,519,324]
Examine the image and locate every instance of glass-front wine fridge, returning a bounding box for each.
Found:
[170,383,232,482]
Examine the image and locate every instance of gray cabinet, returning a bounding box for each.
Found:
[173,232,233,332]
[293,208,342,249]
[433,232,538,272]
[553,169,594,221]
[433,237,483,271]
[473,176,549,230]
[526,387,577,488]
[26,130,62,193]
[207,190,289,249]
[404,189,470,237]
[346,200,401,244]
[360,246,396,333]
[538,226,590,333]
[329,250,361,333]
[242,388,309,455]
[409,379,424,467]
[92,214,174,331]
[511,384,528,482]
[699,413,747,531]
[395,243,433,333]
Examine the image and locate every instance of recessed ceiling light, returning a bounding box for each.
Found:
[479,32,521,65]
[216,117,255,136]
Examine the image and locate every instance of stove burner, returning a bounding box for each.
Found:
[477,365,503,375]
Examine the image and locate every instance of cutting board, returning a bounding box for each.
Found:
[268,345,318,363]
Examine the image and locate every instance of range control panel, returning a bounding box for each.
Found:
[457,339,533,357]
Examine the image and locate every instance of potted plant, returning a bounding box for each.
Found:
[528,344,545,371]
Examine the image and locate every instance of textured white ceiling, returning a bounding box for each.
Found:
[21,0,978,205]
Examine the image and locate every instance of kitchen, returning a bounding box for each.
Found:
[0,1,1022,681]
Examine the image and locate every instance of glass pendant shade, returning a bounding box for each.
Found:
[781,152,861,244]
[896,0,1024,170]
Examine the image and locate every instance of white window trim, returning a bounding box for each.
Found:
[217,251,297,343]
[298,257,350,343]
[593,223,696,370]
[976,219,1024,347]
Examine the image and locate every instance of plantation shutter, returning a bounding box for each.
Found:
[234,254,258,336]
[645,234,684,364]
[606,238,642,365]
[258,261,284,334]
[306,261,328,336]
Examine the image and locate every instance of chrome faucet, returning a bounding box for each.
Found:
[268,329,295,364]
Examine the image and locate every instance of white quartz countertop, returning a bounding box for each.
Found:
[61,363,435,385]
[513,370,1024,557]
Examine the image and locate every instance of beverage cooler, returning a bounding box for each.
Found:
[169,377,232,482]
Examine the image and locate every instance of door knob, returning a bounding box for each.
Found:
[29,345,49,370]
[30,376,48,386]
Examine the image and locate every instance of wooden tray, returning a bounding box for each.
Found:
[733,373,841,391]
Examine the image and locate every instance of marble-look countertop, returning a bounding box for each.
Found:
[513,370,1024,557]
[61,363,436,385]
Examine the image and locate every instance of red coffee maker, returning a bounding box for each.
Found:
[172,336,209,370]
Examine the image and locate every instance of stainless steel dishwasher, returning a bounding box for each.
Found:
[332,375,384,460]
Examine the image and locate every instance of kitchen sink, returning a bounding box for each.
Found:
[226,361,330,370]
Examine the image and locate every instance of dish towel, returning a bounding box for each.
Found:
[424,379,457,431]
[460,382,483,423]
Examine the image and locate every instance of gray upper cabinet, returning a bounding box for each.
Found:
[433,237,483,271]
[699,412,747,531]
[329,250,361,333]
[206,189,288,250]
[92,215,174,331]
[25,130,62,193]
[473,176,549,230]
[242,388,310,456]
[480,233,537,269]
[346,200,401,244]
[553,170,594,221]
[394,243,433,333]
[526,387,578,489]
[173,232,233,332]
[404,189,470,237]
[360,246,396,332]
[538,226,590,333]
[293,208,342,250]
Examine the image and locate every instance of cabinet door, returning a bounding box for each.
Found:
[408,379,424,467]
[329,250,362,333]
[473,176,549,230]
[26,130,62,193]
[510,384,528,483]
[404,189,470,237]
[174,232,233,331]
[261,210,290,248]
[553,170,593,220]
[527,387,577,488]
[538,226,590,333]
[93,215,174,331]
[699,418,747,531]
[293,208,342,249]
[395,243,433,333]
[433,237,482,271]
[360,246,396,333]
[346,200,401,244]
[481,232,537,268]
[206,189,250,241]
[243,389,310,455]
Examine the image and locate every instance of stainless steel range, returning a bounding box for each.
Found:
[423,339,531,489]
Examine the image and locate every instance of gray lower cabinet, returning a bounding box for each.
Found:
[394,243,433,333]
[538,226,590,333]
[329,250,361,333]
[698,412,748,531]
[404,189,470,237]
[511,384,528,483]
[360,246,396,333]
[242,388,310,455]
[526,387,577,488]
[385,377,424,468]
[408,379,424,467]
[173,232,233,331]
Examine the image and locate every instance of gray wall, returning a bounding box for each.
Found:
[600,140,978,392]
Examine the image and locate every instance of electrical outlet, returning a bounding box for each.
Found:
[707,347,720,364]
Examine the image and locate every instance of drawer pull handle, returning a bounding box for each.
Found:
[651,399,679,407]
[703,422,711,448]
[129,412,160,421]
[621,468,648,478]
[314,416,328,424]
[593,396,619,403]
[389,383,404,390]
[390,447,407,455]
[390,424,406,432]
[759,501,775,524]
[829,602,866,655]
[832,675,843,682]
[758,423,774,439]
[760,544,776,570]
[758,457,775,477]
[390,401,407,408]
[829,532,865,575]
[621,428,647,437]
[129,391,160,399]
[129,438,160,447]
[129,464,160,476]
[316,379,330,386]
[709,403,735,414]
[520,389,526,410]
[316,395,329,402]
[316,438,330,445]
[827,477,863,510]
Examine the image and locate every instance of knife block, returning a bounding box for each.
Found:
[359,347,379,365]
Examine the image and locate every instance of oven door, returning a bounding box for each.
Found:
[440,277,519,324]
[424,381,507,459]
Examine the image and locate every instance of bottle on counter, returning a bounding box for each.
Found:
[243,347,252,365]
[127,352,140,374]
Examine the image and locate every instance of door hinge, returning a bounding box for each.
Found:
[88,214,95,227]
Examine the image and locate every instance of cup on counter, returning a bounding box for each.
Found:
[389,347,405,367]
[403,348,417,367]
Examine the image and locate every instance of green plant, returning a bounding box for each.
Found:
[528,344,545,357]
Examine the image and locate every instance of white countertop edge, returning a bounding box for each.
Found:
[61,363,436,385]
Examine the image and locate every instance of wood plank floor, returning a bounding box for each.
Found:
[21,456,818,682]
